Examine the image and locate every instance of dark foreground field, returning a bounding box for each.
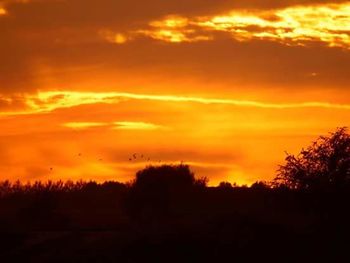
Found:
[1,165,350,262]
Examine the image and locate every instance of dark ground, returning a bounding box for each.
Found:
[1,165,350,262]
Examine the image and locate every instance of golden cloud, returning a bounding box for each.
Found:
[197,3,350,48]
[112,2,350,49]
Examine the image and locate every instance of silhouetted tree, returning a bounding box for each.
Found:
[133,164,196,190]
[218,182,233,189]
[274,127,350,190]
[126,164,206,219]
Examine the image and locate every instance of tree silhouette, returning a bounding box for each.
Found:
[133,164,197,190]
[274,127,350,190]
[218,181,233,189]
[125,164,206,219]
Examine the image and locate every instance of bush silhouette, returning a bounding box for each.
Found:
[218,181,233,189]
[275,127,350,190]
[126,164,206,219]
[133,164,196,190]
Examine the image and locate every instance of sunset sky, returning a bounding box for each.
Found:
[0,0,349,185]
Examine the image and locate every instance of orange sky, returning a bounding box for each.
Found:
[0,0,349,185]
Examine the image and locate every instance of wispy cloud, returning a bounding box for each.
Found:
[62,122,108,129]
[62,121,166,131]
[2,90,350,116]
[114,121,166,130]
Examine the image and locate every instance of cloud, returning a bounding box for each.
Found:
[62,121,166,131]
[62,122,108,129]
[0,0,349,94]
[20,91,350,114]
[113,121,166,130]
[117,3,350,49]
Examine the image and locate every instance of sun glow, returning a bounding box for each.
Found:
[0,7,7,15]
[0,90,348,184]
[100,30,128,44]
